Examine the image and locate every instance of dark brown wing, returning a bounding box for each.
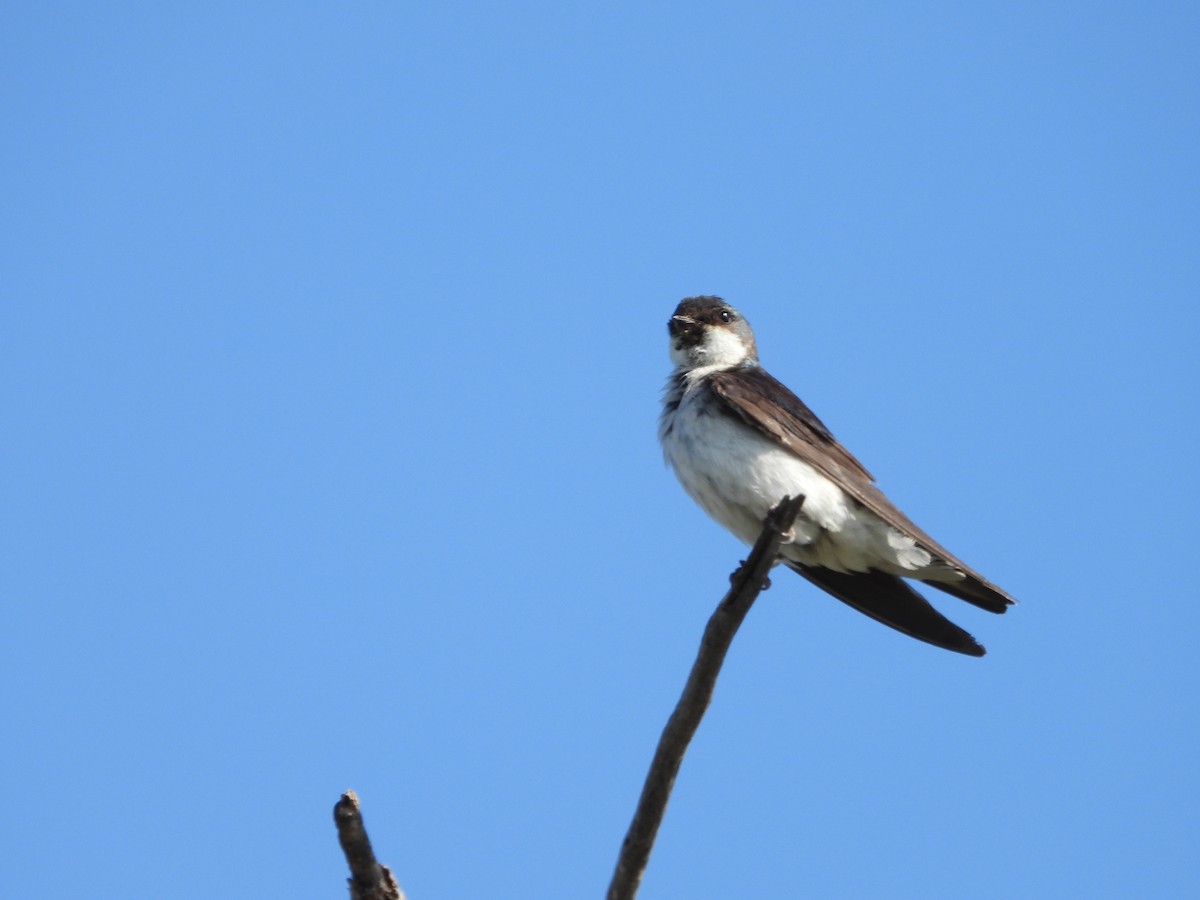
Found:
[787,563,986,656]
[708,365,1013,614]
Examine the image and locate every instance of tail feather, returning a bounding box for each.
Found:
[787,563,986,657]
[921,573,1014,614]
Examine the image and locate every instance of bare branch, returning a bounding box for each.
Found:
[334,791,405,900]
[607,494,806,900]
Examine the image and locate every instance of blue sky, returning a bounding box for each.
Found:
[3,3,1197,897]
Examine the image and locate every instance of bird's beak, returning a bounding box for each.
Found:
[668,314,697,338]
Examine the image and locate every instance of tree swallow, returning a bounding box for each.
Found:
[658,296,1014,656]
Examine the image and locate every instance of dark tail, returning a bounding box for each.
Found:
[921,572,1015,614]
[787,563,986,657]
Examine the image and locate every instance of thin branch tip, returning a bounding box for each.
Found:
[333,791,405,900]
[768,493,806,532]
[607,494,805,900]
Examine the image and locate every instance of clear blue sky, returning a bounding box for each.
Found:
[3,3,1198,897]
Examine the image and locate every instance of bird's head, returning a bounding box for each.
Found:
[668,296,758,371]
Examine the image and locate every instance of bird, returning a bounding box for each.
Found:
[658,295,1014,656]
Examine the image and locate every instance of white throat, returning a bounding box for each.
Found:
[670,326,750,371]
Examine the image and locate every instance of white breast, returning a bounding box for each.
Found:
[660,376,938,576]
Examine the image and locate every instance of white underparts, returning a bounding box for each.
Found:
[661,371,950,578]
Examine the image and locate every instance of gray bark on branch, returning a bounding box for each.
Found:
[606,494,806,900]
[334,791,405,900]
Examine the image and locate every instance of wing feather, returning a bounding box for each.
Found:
[787,563,986,656]
[709,366,1013,614]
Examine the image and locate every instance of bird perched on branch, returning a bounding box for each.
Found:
[658,295,1014,656]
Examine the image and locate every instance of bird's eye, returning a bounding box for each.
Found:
[719,310,733,323]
